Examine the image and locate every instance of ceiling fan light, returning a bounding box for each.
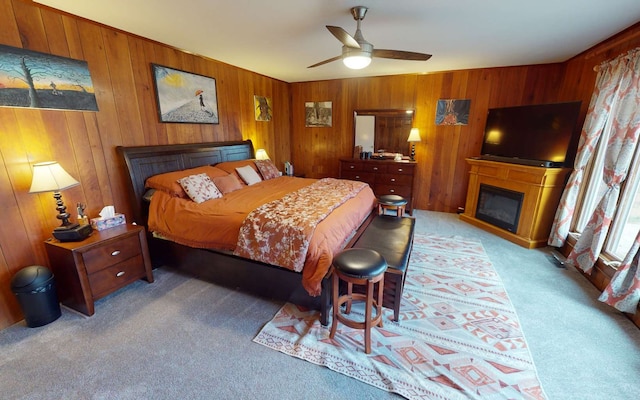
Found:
[343,55,371,69]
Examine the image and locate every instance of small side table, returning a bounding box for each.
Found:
[44,224,154,316]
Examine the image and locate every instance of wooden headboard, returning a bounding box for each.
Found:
[117,140,254,225]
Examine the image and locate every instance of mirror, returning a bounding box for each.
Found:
[354,109,414,156]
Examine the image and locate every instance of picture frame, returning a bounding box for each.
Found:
[305,101,332,127]
[435,99,471,125]
[254,95,272,121]
[0,44,98,111]
[151,64,219,124]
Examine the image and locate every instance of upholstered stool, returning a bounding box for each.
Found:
[377,194,408,217]
[330,248,387,354]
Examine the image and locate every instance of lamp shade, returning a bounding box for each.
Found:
[29,162,79,193]
[255,149,270,160]
[407,128,421,143]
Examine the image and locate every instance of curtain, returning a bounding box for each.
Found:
[547,61,620,247]
[599,232,640,313]
[565,49,640,273]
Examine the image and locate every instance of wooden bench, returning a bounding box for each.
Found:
[351,215,415,321]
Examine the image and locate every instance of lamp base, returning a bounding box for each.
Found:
[53,224,92,242]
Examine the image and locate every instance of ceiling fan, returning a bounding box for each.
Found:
[308,6,432,70]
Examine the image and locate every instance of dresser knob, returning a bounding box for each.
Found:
[390,189,395,193]
[116,271,125,277]
[350,165,355,169]
[373,167,378,170]
[355,175,360,179]
[398,168,403,172]
[111,250,121,256]
[391,178,396,182]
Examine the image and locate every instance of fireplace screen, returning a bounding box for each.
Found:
[475,184,524,232]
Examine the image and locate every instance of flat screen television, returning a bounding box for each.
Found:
[479,101,582,168]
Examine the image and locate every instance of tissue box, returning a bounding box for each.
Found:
[90,213,126,231]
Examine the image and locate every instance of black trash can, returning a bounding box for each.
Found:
[11,266,61,328]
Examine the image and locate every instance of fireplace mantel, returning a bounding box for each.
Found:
[459,158,570,248]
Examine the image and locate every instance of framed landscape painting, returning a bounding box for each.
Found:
[0,44,98,111]
[151,64,219,124]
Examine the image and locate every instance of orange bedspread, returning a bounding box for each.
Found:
[147,176,375,295]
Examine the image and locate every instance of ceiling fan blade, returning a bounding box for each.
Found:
[307,55,343,68]
[326,26,360,48]
[372,49,432,61]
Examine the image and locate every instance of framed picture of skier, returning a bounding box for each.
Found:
[151,64,219,124]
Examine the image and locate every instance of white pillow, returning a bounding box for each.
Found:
[236,165,262,185]
[177,173,223,203]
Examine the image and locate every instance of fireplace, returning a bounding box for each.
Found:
[475,184,524,233]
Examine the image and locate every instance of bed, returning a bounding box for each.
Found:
[117,140,376,325]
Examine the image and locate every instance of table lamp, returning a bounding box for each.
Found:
[29,161,92,241]
[255,149,270,160]
[407,128,421,161]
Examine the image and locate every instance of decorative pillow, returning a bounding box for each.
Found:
[254,159,280,180]
[236,165,263,185]
[212,174,244,194]
[146,166,228,198]
[177,173,223,203]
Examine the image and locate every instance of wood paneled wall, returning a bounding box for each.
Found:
[0,0,290,329]
[290,64,566,212]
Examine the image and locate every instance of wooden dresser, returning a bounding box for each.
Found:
[339,158,417,214]
[45,224,154,316]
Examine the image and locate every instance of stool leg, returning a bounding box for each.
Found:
[329,272,339,339]
[347,282,353,313]
[377,276,384,328]
[364,280,374,354]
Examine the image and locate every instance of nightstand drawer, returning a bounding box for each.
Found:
[82,236,142,274]
[88,255,145,299]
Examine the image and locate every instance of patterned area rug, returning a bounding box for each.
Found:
[253,234,547,400]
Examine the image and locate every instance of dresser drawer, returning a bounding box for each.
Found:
[375,184,412,198]
[363,163,388,174]
[376,174,413,186]
[387,164,414,175]
[341,161,364,172]
[341,171,375,185]
[88,255,146,299]
[82,236,142,274]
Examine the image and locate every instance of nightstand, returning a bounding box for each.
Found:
[44,224,154,316]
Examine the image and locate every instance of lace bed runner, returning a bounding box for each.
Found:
[234,178,367,271]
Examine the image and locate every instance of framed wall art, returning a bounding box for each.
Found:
[151,64,219,124]
[305,101,332,127]
[0,44,98,111]
[254,95,272,121]
[435,99,471,125]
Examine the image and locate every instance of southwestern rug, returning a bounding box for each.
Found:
[253,234,547,400]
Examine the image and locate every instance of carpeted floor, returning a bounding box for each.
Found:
[1,211,639,399]
[254,234,546,399]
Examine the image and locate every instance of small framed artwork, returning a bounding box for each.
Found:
[151,64,219,124]
[435,99,471,125]
[0,44,98,111]
[254,95,272,121]
[305,101,332,127]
